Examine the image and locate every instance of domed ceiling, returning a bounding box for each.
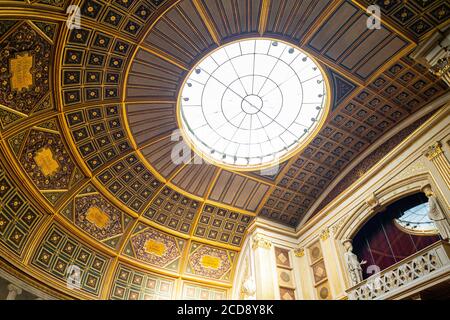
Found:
[0,0,448,299]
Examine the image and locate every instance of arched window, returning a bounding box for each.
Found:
[352,193,441,279]
[394,201,438,235]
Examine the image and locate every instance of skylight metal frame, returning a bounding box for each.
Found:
[177,38,331,171]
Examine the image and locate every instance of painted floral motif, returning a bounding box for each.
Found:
[127,224,185,270]
[187,243,234,281]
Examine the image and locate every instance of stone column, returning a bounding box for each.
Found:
[6,283,22,300]
[252,233,277,299]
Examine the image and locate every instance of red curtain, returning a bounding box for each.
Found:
[352,193,440,279]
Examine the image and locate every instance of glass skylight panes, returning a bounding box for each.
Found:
[395,202,438,234]
[179,39,328,169]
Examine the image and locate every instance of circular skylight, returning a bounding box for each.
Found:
[178,38,329,170]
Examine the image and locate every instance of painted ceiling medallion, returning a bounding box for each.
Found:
[178,38,329,171]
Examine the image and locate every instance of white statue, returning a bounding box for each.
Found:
[423,185,450,241]
[342,239,366,286]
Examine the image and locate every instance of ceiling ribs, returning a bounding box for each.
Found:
[288,0,316,37]
[192,0,221,46]
[258,0,271,36]
[139,43,189,71]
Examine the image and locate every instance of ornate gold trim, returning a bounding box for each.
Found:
[319,228,330,241]
[294,248,304,257]
[425,142,443,160]
[258,0,271,36]
[252,233,272,249]
[192,0,221,46]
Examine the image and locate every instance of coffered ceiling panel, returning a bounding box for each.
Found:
[194,204,254,246]
[30,221,112,299]
[110,262,176,300]
[0,162,47,259]
[142,186,200,234]
[355,0,450,40]
[62,25,134,106]
[65,104,132,172]
[95,152,161,213]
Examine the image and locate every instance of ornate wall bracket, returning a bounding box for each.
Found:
[365,193,380,210]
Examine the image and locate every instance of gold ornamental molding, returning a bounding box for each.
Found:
[425,142,444,160]
[258,0,271,36]
[252,234,272,250]
[365,193,379,209]
[192,0,221,46]
[319,228,330,241]
[424,141,450,188]
[294,248,305,257]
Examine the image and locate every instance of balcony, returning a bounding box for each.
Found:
[347,241,450,300]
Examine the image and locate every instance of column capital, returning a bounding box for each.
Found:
[319,227,330,241]
[294,248,304,257]
[252,233,272,249]
[425,142,443,160]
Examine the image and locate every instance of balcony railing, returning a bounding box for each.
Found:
[347,241,450,300]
